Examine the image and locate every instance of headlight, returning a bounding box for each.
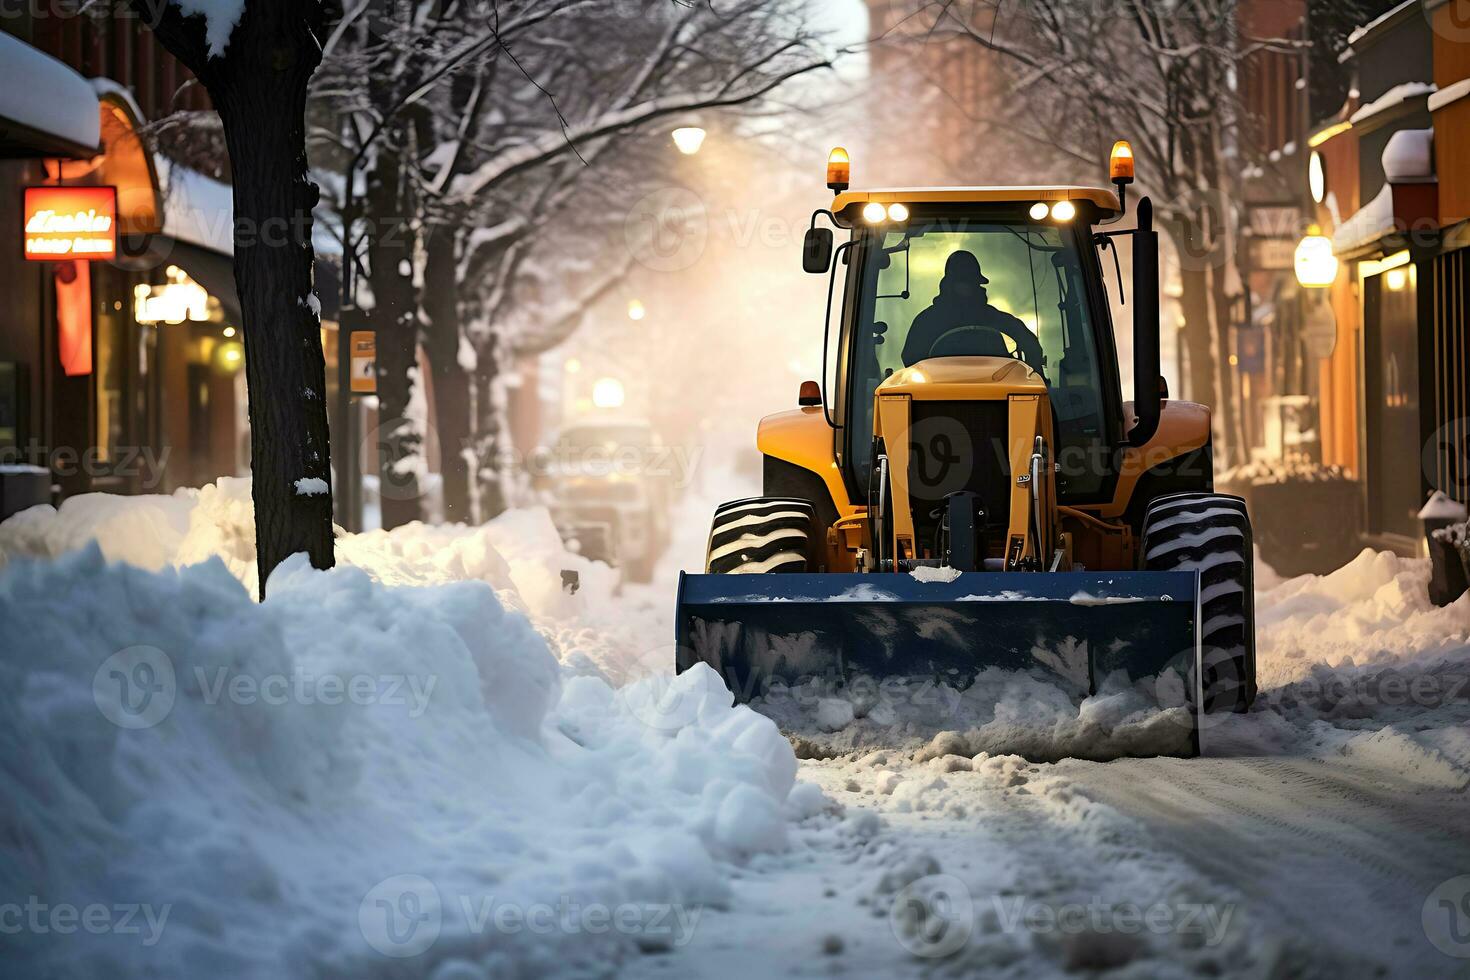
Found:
[862,201,887,224]
[1050,200,1076,222]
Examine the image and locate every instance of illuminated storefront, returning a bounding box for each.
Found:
[0,29,247,511]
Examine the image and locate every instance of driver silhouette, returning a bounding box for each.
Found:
[901,250,1039,368]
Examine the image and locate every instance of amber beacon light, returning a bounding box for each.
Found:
[1110,141,1135,184]
[826,147,850,193]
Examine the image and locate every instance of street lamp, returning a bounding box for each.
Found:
[1294,226,1338,288]
[671,127,706,156]
[592,377,625,409]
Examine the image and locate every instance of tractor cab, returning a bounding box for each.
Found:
[823,188,1130,508]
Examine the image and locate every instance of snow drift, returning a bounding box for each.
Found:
[0,477,658,683]
[0,523,809,977]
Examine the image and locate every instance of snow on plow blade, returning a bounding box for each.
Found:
[675,570,1204,758]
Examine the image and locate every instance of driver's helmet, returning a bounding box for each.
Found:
[938,251,989,301]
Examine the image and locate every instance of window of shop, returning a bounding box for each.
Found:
[90,262,161,493]
[1363,261,1422,540]
[1424,247,1468,507]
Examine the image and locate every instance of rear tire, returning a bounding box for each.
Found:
[1140,492,1256,713]
[706,497,818,574]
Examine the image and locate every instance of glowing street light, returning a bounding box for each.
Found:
[627,299,646,321]
[592,377,626,409]
[671,127,706,155]
[1294,226,1338,288]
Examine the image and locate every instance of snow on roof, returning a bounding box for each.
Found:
[1429,78,1470,114]
[156,156,234,256]
[1383,128,1435,183]
[1349,82,1436,125]
[1347,0,1417,48]
[0,32,100,153]
[1332,183,1394,255]
[87,76,146,122]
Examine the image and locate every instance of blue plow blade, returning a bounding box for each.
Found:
[674,569,1204,755]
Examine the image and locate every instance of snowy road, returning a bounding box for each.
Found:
[633,746,1470,979]
[625,529,1470,979]
[1059,754,1470,974]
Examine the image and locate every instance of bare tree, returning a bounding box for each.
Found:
[312,0,830,525]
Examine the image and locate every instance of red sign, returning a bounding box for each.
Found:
[23,186,117,261]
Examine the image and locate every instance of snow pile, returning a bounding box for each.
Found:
[0,545,808,978]
[1254,549,1468,686]
[762,667,1196,764]
[1217,453,1349,486]
[1216,549,1470,779]
[0,478,658,680]
[1381,128,1434,183]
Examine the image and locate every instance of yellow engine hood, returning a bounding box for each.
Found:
[877,356,1046,400]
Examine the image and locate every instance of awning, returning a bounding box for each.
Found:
[0,33,100,159]
[157,157,235,256]
[168,239,242,325]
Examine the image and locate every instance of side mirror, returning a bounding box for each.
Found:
[802,227,833,274]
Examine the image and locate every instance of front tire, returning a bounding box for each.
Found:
[1140,492,1256,713]
[705,497,818,574]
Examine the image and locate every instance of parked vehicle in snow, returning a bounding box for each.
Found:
[538,419,672,582]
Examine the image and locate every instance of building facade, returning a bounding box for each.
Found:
[1309,0,1469,552]
[2,13,252,518]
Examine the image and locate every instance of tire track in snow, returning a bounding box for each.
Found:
[1052,754,1470,977]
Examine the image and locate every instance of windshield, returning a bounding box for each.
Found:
[844,219,1112,499]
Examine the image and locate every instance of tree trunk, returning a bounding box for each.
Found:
[422,225,474,524]
[1169,215,1219,412]
[473,344,509,519]
[1209,266,1243,468]
[364,131,423,530]
[134,0,334,597]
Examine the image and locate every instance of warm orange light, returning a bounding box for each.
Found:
[826,147,850,192]
[1109,140,1135,184]
[24,186,117,261]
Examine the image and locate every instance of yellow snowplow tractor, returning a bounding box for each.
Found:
[675,143,1256,735]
